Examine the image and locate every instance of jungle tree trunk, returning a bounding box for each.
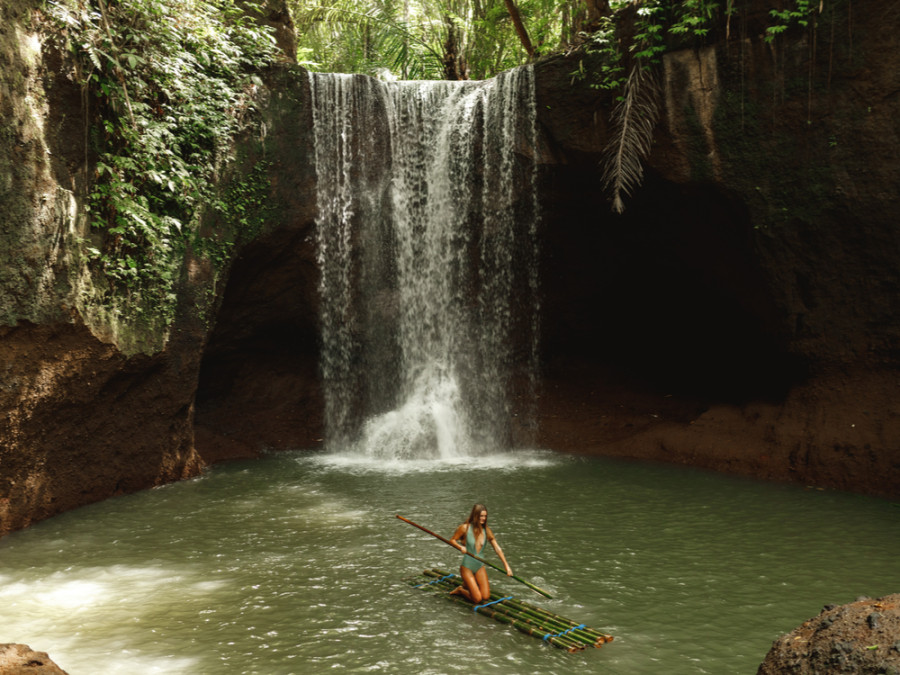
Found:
[503,0,534,57]
[442,16,467,79]
[583,0,612,32]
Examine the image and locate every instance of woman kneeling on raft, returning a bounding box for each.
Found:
[449,503,513,603]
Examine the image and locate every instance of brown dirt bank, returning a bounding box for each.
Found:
[536,362,900,500]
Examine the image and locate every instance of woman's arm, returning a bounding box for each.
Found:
[487,527,513,576]
[449,523,468,554]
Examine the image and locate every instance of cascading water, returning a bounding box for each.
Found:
[309,68,539,460]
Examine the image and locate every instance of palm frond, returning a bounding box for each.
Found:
[601,60,660,214]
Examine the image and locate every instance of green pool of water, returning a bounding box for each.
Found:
[1,450,897,674]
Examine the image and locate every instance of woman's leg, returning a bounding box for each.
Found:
[453,566,484,603]
[475,566,490,602]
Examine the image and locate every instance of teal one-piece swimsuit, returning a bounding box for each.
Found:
[462,526,486,572]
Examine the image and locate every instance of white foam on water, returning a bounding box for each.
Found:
[0,565,210,674]
[35,579,107,609]
[354,367,467,460]
[302,447,559,475]
[57,651,198,675]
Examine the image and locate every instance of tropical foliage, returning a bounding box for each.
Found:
[289,0,816,81]
[45,0,279,326]
[289,0,626,80]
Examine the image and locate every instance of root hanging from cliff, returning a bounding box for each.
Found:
[601,61,660,214]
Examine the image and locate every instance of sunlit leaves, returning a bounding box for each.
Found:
[765,0,815,42]
[288,0,555,80]
[47,0,278,322]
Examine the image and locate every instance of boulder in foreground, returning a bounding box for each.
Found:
[0,645,68,675]
[758,594,900,674]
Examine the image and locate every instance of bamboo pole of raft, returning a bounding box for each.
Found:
[428,568,609,644]
[423,569,613,647]
[439,590,585,652]
[396,515,553,598]
[422,581,599,649]
[412,574,577,648]
[473,595,606,647]
[482,590,612,644]
[415,571,593,647]
[442,584,595,649]
[503,597,613,644]
[433,586,585,651]
[493,601,609,647]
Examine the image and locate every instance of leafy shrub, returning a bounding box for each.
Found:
[47,0,278,325]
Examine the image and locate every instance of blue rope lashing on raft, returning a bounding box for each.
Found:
[543,623,586,641]
[414,574,455,588]
[474,596,513,612]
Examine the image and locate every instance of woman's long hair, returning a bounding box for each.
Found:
[466,503,488,532]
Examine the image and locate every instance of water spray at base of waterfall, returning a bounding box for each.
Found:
[309,68,539,460]
[305,446,560,475]
[356,368,465,460]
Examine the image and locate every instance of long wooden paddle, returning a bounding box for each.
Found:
[396,514,553,599]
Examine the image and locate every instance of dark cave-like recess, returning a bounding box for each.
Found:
[540,168,807,405]
[194,227,324,456]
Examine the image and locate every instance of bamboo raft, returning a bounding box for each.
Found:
[404,568,614,652]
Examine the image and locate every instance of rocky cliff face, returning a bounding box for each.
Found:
[2,0,899,539]
[533,0,900,498]
[192,66,323,461]
[0,1,306,536]
[0,1,194,535]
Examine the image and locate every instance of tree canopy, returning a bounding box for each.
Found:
[288,0,621,80]
[288,1,822,81]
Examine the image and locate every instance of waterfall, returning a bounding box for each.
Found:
[309,68,539,459]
